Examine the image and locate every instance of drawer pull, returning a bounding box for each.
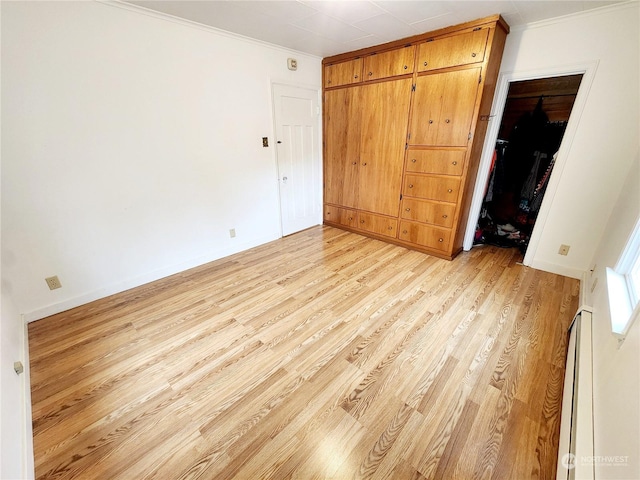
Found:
[361,219,365,224]
[388,226,393,230]
[442,214,448,218]
[423,61,427,66]
[439,238,444,242]
[411,158,417,163]
[326,212,331,215]
[404,65,408,70]
[403,230,408,234]
[472,52,477,57]
[447,189,453,193]
[408,184,414,188]
[368,72,373,76]
[445,119,450,123]
[349,217,353,221]
[405,208,411,212]
[452,161,458,165]
[352,161,357,165]
[428,119,433,124]
[362,162,367,166]
[354,75,358,79]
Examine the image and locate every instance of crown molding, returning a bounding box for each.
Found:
[95,0,323,60]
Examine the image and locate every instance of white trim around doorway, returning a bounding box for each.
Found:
[463,61,600,269]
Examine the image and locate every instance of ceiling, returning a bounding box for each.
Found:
[126,0,627,57]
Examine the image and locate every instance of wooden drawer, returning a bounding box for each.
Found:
[324,58,363,88]
[406,149,466,176]
[400,198,455,228]
[363,46,415,81]
[417,28,489,72]
[398,221,452,252]
[357,212,397,238]
[324,205,358,228]
[403,174,460,203]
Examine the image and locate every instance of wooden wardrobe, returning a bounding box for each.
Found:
[322,15,509,259]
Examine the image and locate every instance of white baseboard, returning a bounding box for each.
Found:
[528,258,585,280]
[24,234,279,322]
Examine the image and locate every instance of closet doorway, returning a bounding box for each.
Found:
[472,74,583,258]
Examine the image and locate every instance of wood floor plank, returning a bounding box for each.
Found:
[28,226,579,479]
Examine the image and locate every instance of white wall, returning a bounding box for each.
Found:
[485,2,639,278]
[1,1,322,321]
[587,152,639,479]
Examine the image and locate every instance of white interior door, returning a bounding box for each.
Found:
[273,84,321,236]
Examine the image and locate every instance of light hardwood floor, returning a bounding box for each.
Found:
[29,226,580,479]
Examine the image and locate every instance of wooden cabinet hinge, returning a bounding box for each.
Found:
[479,73,482,84]
[412,84,416,92]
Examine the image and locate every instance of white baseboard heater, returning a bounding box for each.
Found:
[557,307,594,480]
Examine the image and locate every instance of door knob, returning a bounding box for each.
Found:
[283,176,288,182]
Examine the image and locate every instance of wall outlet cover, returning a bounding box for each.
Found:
[45,275,62,290]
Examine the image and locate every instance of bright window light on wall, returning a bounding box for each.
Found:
[606,217,640,340]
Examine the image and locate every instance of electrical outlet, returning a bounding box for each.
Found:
[558,244,570,256]
[229,228,236,238]
[45,275,62,290]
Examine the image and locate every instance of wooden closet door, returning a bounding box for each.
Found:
[324,59,363,88]
[357,79,412,216]
[417,29,489,72]
[324,87,361,208]
[363,46,416,81]
[410,68,480,146]
[409,73,444,145]
[437,67,481,146]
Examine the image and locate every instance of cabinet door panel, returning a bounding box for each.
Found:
[403,174,460,203]
[437,68,481,146]
[364,46,415,81]
[357,212,397,238]
[417,29,488,72]
[324,88,361,208]
[408,73,443,146]
[410,68,480,147]
[324,59,363,88]
[324,205,358,228]
[406,149,466,176]
[398,221,451,251]
[358,79,412,216]
[400,198,455,227]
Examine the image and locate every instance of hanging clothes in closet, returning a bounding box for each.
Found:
[475,97,568,251]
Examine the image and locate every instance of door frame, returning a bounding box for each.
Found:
[270,81,322,237]
[463,61,599,267]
